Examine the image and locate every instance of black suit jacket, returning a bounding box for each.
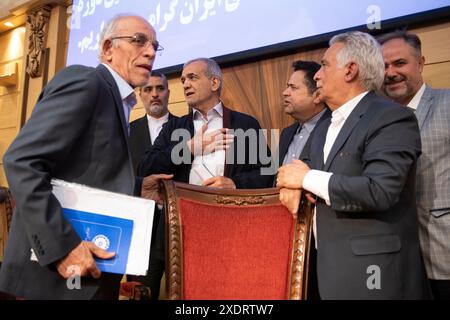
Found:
[137,105,271,189]
[129,113,177,174]
[0,64,135,299]
[272,109,331,186]
[308,92,430,299]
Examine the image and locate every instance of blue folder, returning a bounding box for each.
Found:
[62,208,134,274]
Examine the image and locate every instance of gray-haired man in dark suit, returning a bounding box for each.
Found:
[0,14,170,300]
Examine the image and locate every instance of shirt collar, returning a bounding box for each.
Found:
[300,108,327,134]
[147,112,169,123]
[102,63,134,100]
[193,102,223,120]
[407,83,426,111]
[333,91,369,122]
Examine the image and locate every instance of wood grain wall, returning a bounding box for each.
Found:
[130,21,450,133]
[1,20,449,188]
[0,26,25,188]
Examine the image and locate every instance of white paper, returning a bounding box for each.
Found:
[51,179,155,276]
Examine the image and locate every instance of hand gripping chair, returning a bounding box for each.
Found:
[161,181,314,300]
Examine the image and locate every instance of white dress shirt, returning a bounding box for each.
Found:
[302,91,369,246]
[189,102,225,186]
[407,83,426,111]
[147,113,169,144]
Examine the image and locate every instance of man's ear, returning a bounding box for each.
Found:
[210,76,221,92]
[344,61,359,83]
[102,39,114,62]
[312,89,322,104]
[418,55,425,74]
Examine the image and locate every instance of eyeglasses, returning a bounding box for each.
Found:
[110,33,164,54]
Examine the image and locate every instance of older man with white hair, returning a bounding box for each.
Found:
[277,31,431,299]
[0,14,171,300]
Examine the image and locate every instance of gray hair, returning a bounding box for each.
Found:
[184,57,223,95]
[98,14,139,61]
[330,31,384,91]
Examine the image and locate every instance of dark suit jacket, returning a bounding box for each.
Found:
[272,109,331,186]
[129,113,177,174]
[0,64,135,299]
[137,105,271,189]
[308,92,430,299]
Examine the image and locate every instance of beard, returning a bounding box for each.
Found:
[383,76,414,101]
[147,103,166,117]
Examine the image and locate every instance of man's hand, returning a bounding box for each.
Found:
[188,123,234,156]
[202,176,236,189]
[277,159,311,189]
[279,188,301,219]
[56,241,115,279]
[141,174,174,204]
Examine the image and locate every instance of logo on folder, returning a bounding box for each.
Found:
[62,208,134,274]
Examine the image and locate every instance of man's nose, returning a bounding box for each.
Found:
[385,65,397,78]
[314,68,321,81]
[143,44,156,60]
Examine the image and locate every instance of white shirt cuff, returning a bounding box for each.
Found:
[303,170,333,206]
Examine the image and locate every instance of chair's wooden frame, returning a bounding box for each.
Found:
[0,187,14,258]
[162,180,314,300]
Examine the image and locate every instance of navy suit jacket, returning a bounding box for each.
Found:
[0,64,134,299]
[308,92,430,299]
[137,105,271,189]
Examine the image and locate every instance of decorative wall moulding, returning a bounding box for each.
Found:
[0,62,18,86]
[26,4,51,78]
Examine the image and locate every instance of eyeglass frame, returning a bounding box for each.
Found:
[110,33,164,53]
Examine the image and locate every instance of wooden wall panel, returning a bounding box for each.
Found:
[0,26,25,186]
[423,62,450,89]
[165,24,449,132]
[0,127,18,165]
[0,93,19,130]
[413,22,450,64]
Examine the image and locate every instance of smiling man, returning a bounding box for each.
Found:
[0,14,160,300]
[379,31,450,300]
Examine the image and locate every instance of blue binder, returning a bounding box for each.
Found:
[62,208,134,274]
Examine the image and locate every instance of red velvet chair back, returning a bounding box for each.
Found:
[162,181,313,300]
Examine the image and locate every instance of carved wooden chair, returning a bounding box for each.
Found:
[161,181,314,300]
[0,186,14,261]
[0,186,15,300]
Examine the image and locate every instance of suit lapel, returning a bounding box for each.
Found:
[300,108,331,164]
[415,86,434,130]
[96,64,134,172]
[187,110,195,137]
[138,116,152,146]
[97,65,130,141]
[223,105,232,177]
[312,117,329,170]
[323,92,373,171]
[279,123,300,164]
